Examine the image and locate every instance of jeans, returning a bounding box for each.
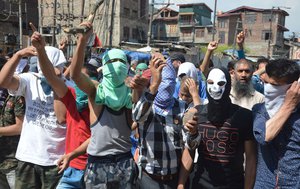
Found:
[56,167,85,189]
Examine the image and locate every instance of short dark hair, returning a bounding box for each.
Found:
[266,59,300,84]
[227,60,238,71]
[257,58,269,68]
[83,63,98,79]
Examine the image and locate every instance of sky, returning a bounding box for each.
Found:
[154,0,300,37]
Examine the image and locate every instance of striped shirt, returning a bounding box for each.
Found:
[133,91,199,176]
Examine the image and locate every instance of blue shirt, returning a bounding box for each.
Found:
[253,103,300,188]
[251,75,264,94]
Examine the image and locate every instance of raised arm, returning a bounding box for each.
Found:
[69,22,96,98]
[236,31,246,59]
[200,41,218,77]
[30,23,68,98]
[0,47,36,91]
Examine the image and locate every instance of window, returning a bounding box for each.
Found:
[218,31,225,43]
[262,13,275,23]
[245,12,257,24]
[124,7,130,17]
[218,19,227,28]
[132,10,138,18]
[262,30,272,40]
[123,27,130,40]
[140,0,146,18]
[195,29,205,38]
[180,15,193,25]
[132,28,139,39]
[169,25,177,33]
[182,29,192,37]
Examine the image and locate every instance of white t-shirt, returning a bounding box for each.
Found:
[9,73,66,166]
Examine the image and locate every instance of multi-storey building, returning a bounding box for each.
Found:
[217,6,289,58]
[39,0,148,49]
[177,3,213,46]
[152,7,179,42]
[0,0,38,53]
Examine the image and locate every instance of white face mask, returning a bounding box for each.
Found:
[264,83,291,117]
[207,69,227,100]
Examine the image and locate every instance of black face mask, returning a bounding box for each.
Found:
[206,67,232,126]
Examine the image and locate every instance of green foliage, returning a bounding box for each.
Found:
[199,44,251,54]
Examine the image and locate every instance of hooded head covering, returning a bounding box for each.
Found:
[206,67,232,125]
[36,46,66,95]
[135,63,148,75]
[177,62,198,81]
[95,49,132,111]
[153,58,176,115]
[37,46,66,75]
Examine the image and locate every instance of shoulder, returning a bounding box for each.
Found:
[230,104,252,122]
[252,103,266,114]
[253,90,265,100]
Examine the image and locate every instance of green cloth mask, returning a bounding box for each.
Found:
[135,63,148,75]
[74,85,88,112]
[74,77,97,112]
[95,61,132,110]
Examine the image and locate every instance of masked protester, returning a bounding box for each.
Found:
[252,59,300,189]
[178,67,257,189]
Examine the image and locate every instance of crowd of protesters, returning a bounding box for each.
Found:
[0,19,300,189]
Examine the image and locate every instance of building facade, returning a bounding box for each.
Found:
[0,0,38,53]
[38,0,148,50]
[217,6,289,58]
[152,7,179,42]
[177,3,213,46]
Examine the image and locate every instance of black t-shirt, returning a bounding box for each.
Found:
[191,104,254,189]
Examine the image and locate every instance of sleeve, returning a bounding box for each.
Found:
[184,131,201,150]
[8,74,28,97]
[237,49,246,59]
[173,81,180,98]
[251,75,264,94]
[132,91,156,123]
[243,110,254,141]
[14,96,25,117]
[60,87,77,113]
[252,104,268,145]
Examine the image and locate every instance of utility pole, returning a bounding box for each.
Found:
[212,0,218,41]
[52,0,57,46]
[147,0,154,47]
[81,0,85,22]
[18,0,23,49]
[109,0,116,48]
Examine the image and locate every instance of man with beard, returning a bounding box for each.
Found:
[178,67,257,189]
[230,59,264,110]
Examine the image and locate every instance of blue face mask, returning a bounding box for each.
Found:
[40,77,52,95]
